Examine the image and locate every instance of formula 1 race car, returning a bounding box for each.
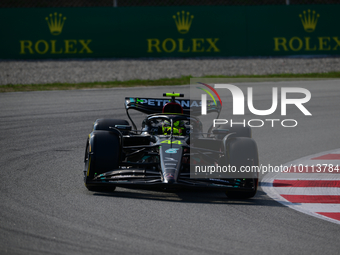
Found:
[84,93,259,199]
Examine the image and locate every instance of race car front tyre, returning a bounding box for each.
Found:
[223,137,259,199]
[84,130,122,192]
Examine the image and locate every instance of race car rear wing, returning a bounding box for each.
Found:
[124,97,221,130]
[125,97,221,116]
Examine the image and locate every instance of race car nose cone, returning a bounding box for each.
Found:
[166,179,175,184]
[163,172,176,184]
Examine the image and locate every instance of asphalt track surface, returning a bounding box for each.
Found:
[1,80,340,254]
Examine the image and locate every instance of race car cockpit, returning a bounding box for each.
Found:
[139,93,201,136]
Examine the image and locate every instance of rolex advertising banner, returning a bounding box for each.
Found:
[0,5,339,59]
[246,5,340,56]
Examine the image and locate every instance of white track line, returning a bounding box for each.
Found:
[272,187,340,195]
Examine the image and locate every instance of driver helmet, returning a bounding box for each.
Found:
[162,120,185,135]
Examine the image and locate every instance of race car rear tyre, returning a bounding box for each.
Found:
[223,137,259,199]
[93,119,129,131]
[216,123,251,139]
[84,130,122,192]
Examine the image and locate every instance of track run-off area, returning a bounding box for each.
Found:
[0,80,339,254]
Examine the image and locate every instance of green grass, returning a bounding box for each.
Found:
[1,72,340,93]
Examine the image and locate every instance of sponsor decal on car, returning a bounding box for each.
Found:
[165,148,179,154]
[161,140,182,144]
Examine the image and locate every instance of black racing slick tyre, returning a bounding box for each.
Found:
[93,119,129,131]
[223,137,259,199]
[84,130,122,192]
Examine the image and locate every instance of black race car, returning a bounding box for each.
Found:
[84,93,259,198]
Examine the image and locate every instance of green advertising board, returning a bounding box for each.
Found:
[0,5,339,59]
[246,5,340,56]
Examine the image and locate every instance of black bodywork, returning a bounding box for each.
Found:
[84,94,259,197]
